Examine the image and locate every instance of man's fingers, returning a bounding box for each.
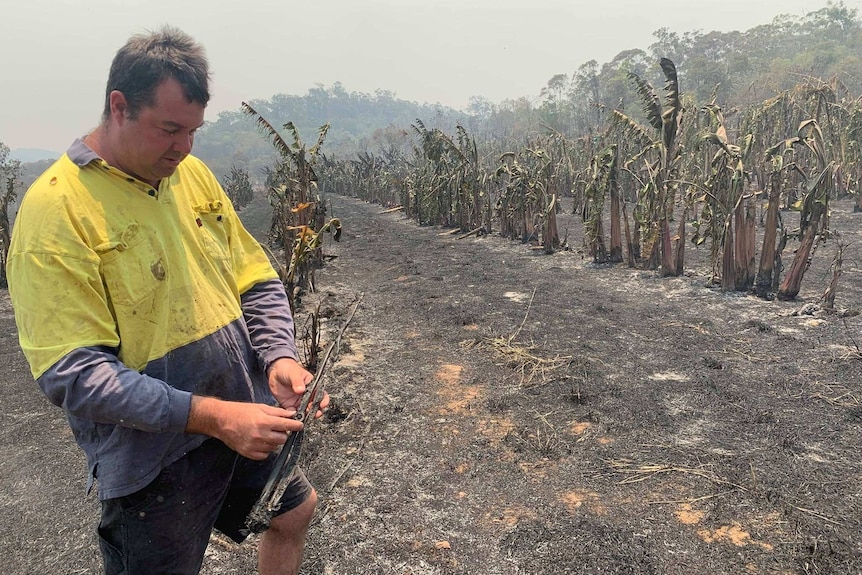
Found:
[246,449,271,461]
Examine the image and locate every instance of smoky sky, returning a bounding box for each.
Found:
[0,0,837,151]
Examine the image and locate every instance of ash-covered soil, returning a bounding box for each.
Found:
[1,191,860,575]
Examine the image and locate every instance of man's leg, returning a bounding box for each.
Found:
[214,461,318,574]
[258,488,318,575]
[98,439,236,575]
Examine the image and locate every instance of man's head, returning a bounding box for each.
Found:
[95,27,210,186]
[102,26,210,122]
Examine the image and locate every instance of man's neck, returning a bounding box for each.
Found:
[83,127,159,188]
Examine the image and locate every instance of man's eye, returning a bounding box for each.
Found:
[163,128,178,136]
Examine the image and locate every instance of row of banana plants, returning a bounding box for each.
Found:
[311,60,862,303]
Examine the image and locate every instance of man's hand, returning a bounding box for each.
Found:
[186,396,303,460]
[267,357,330,419]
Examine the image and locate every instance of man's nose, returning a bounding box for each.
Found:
[174,132,194,154]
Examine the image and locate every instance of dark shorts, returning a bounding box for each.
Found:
[97,438,313,575]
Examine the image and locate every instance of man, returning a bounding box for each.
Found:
[7,26,326,575]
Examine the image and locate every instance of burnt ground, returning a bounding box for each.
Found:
[1,191,861,575]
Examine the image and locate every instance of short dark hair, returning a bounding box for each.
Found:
[103,26,210,121]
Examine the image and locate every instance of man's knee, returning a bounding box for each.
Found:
[269,488,318,538]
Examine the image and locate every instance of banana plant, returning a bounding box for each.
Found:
[267,217,342,313]
[222,165,255,210]
[755,149,788,297]
[494,147,559,252]
[697,102,756,291]
[582,144,620,263]
[610,58,685,275]
[768,119,834,300]
[241,101,332,295]
[242,101,329,243]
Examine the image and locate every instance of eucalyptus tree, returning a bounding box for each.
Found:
[597,49,651,117]
[571,60,602,133]
[539,73,572,133]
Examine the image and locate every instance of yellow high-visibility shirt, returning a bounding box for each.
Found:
[8,147,278,379]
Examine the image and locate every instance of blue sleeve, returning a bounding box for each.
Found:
[241,278,300,371]
[36,346,192,433]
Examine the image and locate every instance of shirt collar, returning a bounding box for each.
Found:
[67,138,101,167]
[66,137,164,198]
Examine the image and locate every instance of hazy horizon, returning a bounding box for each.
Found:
[0,0,843,152]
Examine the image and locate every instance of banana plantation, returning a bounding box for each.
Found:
[183,2,862,309]
[309,62,860,305]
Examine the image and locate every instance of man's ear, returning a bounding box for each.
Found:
[108,90,129,124]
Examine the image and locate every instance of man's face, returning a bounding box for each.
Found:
[111,78,205,186]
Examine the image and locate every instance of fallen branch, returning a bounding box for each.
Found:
[457,227,484,240]
[606,459,746,491]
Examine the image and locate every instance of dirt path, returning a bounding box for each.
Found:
[2,192,861,574]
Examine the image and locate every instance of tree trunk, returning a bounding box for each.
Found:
[755,174,782,297]
[734,198,756,291]
[673,211,685,276]
[590,217,607,262]
[721,217,735,292]
[622,203,636,268]
[659,217,677,277]
[485,182,493,235]
[609,180,623,263]
[821,237,844,311]
[778,214,821,300]
[543,195,559,255]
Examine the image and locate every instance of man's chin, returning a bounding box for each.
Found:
[155,163,181,179]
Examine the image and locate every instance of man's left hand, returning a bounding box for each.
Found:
[267,357,329,419]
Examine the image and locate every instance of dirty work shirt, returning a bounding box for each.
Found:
[7,139,298,500]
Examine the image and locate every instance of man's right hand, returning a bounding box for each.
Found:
[186,396,303,460]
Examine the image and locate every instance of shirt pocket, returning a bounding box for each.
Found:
[95,223,163,307]
[194,201,231,263]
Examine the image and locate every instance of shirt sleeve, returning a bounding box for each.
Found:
[7,184,122,378]
[36,346,192,433]
[241,278,300,372]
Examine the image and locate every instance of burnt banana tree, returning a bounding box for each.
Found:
[494,147,559,253]
[696,102,757,291]
[768,120,835,301]
[755,146,789,298]
[582,144,623,263]
[241,102,333,304]
[611,58,685,275]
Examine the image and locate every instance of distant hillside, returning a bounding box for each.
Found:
[11,148,60,163]
[194,83,467,179]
